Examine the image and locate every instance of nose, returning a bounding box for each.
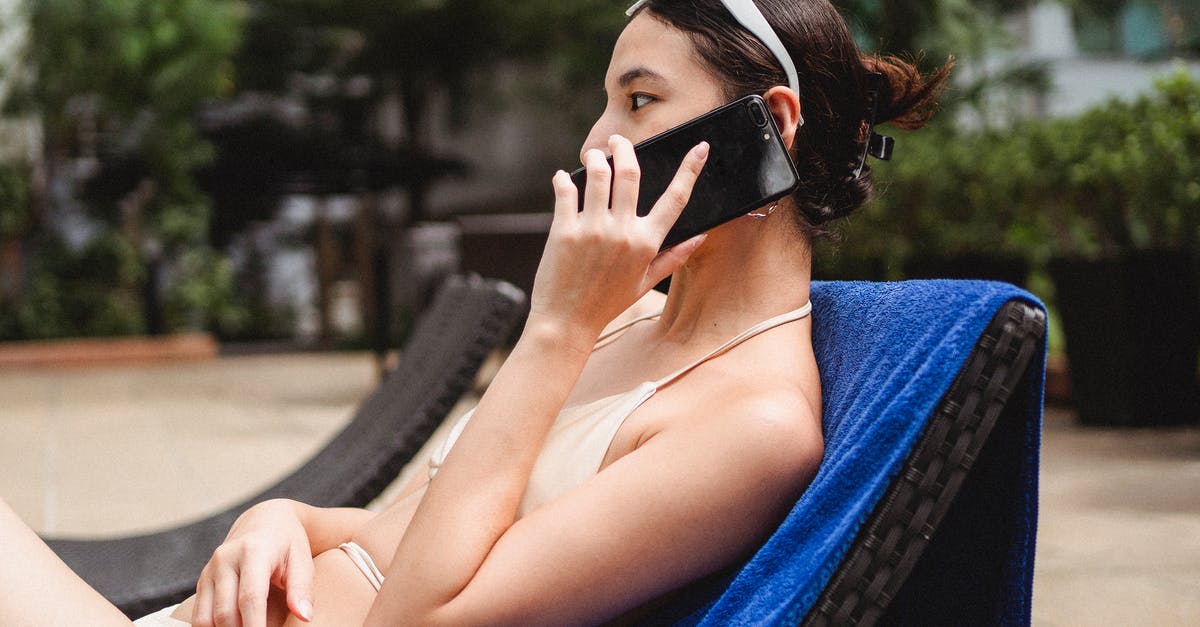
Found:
[579,113,617,164]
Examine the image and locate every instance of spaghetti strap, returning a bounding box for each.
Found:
[593,303,813,376]
[651,302,813,388]
[594,311,663,349]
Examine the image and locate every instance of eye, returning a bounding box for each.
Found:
[631,93,655,111]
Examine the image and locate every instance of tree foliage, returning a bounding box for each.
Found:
[0,0,243,339]
[16,0,242,244]
[216,0,623,196]
[0,163,30,239]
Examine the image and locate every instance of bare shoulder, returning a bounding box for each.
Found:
[698,383,823,479]
[639,375,823,509]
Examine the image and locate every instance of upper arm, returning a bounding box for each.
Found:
[422,397,822,626]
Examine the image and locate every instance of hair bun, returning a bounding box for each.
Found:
[864,54,955,130]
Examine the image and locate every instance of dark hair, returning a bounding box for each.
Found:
[631,0,952,237]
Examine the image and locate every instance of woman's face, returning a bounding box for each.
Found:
[579,12,727,162]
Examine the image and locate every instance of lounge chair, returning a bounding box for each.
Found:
[44,274,528,618]
[48,278,1045,625]
[640,279,1047,626]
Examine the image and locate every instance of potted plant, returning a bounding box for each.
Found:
[1035,67,1200,426]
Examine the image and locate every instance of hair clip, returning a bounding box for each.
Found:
[854,72,894,179]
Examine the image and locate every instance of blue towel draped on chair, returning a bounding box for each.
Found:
[667,280,1045,626]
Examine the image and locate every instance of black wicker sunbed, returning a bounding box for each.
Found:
[802,295,1045,626]
[44,274,526,619]
[44,278,1044,625]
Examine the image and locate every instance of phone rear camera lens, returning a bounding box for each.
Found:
[748,101,768,127]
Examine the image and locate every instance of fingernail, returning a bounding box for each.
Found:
[297,600,313,621]
[694,142,710,159]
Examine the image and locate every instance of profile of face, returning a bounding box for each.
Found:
[579,13,727,162]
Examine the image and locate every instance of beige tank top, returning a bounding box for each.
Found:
[428,302,813,518]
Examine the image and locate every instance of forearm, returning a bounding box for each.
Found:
[362,136,707,623]
[424,315,593,490]
[369,315,595,622]
[288,501,375,555]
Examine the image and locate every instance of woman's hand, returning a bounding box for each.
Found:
[192,499,314,627]
[530,134,709,343]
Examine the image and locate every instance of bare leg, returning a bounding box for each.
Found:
[0,499,132,626]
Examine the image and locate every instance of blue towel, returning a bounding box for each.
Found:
[655,280,1045,626]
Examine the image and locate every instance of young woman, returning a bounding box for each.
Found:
[1,1,949,625]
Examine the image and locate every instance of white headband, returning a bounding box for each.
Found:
[626,0,800,94]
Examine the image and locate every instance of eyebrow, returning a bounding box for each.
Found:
[617,66,667,88]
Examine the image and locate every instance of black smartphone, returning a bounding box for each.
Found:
[570,94,799,250]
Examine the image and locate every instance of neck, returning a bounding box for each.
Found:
[656,210,812,343]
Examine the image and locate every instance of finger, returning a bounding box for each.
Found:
[283,544,315,622]
[581,148,612,216]
[211,563,243,627]
[192,572,216,627]
[647,142,708,231]
[645,233,707,288]
[237,558,272,627]
[608,134,640,218]
[550,169,579,222]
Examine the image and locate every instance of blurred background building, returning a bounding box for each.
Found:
[1010,1,1199,116]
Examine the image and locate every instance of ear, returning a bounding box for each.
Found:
[762,86,803,150]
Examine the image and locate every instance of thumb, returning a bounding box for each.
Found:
[283,544,315,622]
[644,233,707,290]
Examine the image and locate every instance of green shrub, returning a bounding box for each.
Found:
[0,233,146,340]
[825,121,1046,273]
[1046,66,1200,258]
[165,246,245,334]
[833,65,1200,266]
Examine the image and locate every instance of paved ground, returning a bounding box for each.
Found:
[1,352,1197,624]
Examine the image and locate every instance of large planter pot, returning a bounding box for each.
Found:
[456,212,551,299]
[1049,251,1200,426]
[903,253,1030,287]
